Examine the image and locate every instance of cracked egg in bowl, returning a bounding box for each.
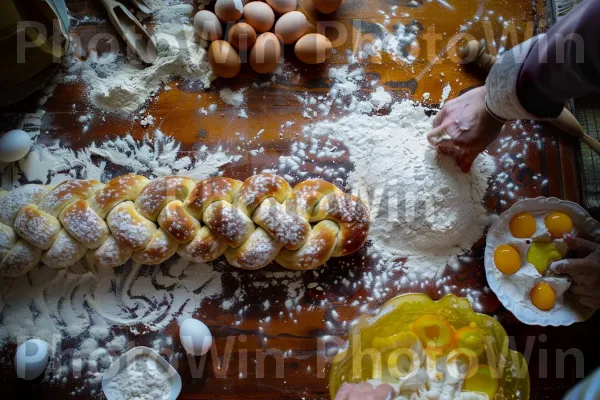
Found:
[485,197,600,326]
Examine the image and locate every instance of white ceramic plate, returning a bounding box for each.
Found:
[102,346,182,400]
[485,197,600,326]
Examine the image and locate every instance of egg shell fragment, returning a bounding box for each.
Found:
[274,11,307,44]
[266,0,297,14]
[312,0,343,14]
[243,2,275,33]
[193,10,223,41]
[209,40,242,78]
[250,32,281,73]
[215,0,244,22]
[294,33,332,64]
[227,22,257,51]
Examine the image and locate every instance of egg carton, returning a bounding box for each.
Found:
[485,197,600,326]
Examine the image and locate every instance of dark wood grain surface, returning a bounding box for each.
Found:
[1,0,598,399]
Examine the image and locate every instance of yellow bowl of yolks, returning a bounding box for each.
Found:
[329,294,530,400]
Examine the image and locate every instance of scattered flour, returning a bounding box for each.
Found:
[10,129,241,188]
[219,88,246,107]
[349,21,420,64]
[308,100,496,278]
[64,1,214,114]
[268,98,495,281]
[298,66,394,119]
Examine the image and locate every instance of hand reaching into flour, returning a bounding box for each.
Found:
[334,382,396,400]
[550,235,600,310]
[426,86,504,173]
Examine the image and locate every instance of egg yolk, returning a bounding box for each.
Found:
[463,365,500,399]
[530,282,556,311]
[526,242,562,274]
[509,212,536,238]
[545,211,573,238]
[494,244,521,275]
[454,326,485,356]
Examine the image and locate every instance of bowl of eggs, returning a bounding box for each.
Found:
[485,197,600,326]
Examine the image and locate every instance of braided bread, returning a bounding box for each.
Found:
[0,174,369,276]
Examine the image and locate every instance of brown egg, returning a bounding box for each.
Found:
[294,33,332,64]
[227,22,257,51]
[312,0,343,14]
[266,0,297,14]
[209,40,241,78]
[243,2,275,33]
[215,0,244,22]
[193,10,223,41]
[250,32,281,74]
[274,11,306,44]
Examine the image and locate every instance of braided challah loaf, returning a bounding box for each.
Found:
[0,174,369,276]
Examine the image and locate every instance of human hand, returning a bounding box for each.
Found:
[426,86,504,173]
[550,234,600,309]
[334,382,396,400]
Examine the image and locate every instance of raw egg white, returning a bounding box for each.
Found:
[250,32,281,73]
[294,33,332,64]
[243,2,275,33]
[209,40,242,78]
[14,339,49,380]
[193,10,223,41]
[274,11,307,44]
[0,129,32,162]
[179,318,213,356]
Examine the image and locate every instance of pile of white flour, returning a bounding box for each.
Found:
[105,356,172,400]
[269,95,496,280]
[305,101,495,279]
[64,1,213,114]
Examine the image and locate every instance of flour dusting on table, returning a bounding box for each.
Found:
[64,0,213,114]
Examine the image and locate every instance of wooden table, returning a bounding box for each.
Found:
[1,0,599,399]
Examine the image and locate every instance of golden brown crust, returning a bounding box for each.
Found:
[275,220,339,270]
[90,175,150,218]
[132,228,179,265]
[235,174,291,216]
[135,176,197,221]
[177,226,229,262]
[0,174,370,275]
[183,177,241,219]
[157,200,199,243]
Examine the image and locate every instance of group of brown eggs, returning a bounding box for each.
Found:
[194,0,342,78]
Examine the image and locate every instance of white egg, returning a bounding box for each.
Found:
[14,339,49,380]
[0,129,32,162]
[179,318,212,356]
